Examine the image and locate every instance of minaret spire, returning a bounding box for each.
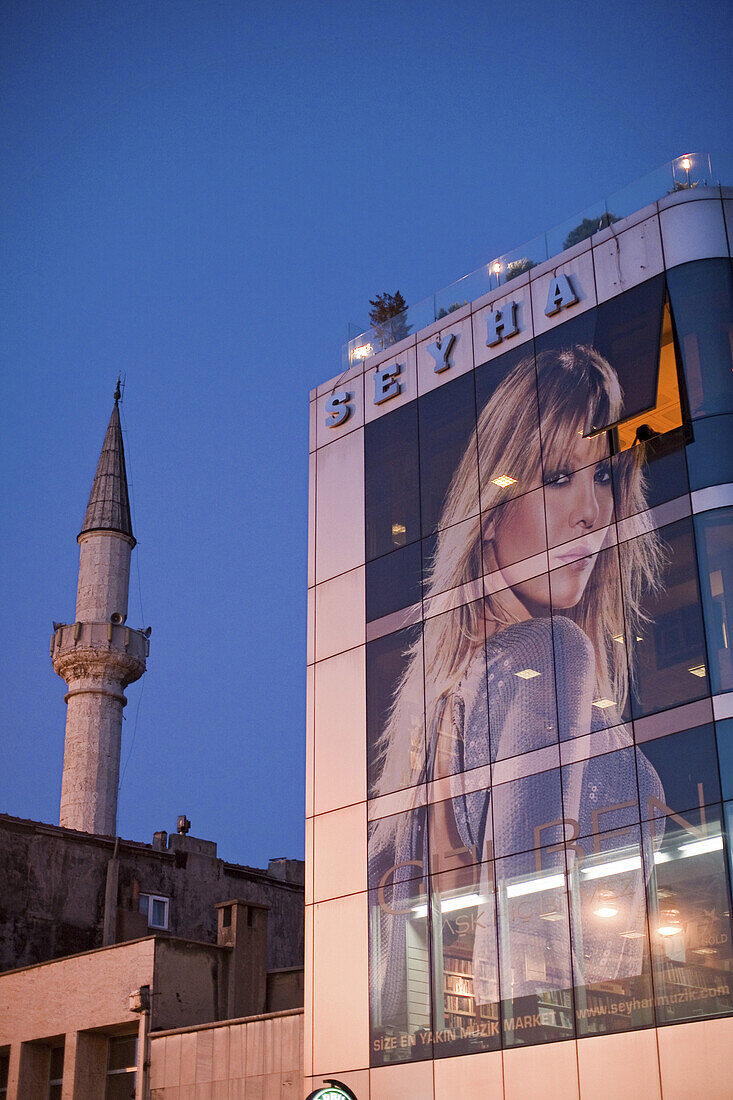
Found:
[51,389,148,835]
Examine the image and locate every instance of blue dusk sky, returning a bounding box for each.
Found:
[1,1,731,866]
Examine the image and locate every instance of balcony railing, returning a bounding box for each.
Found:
[50,621,150,662]
[344,152,715,366]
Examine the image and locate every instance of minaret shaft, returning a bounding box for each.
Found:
[53,396,147,836]
[75,530,133,622]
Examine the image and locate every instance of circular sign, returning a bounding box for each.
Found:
[305,1082,358,1100]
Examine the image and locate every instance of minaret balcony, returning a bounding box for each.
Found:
[50,621,148,688]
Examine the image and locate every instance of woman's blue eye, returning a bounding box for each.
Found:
[545,469,570,486]
[595,464,611,485]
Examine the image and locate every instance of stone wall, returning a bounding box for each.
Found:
[149,1010,303,1099]
[0,815,304,974]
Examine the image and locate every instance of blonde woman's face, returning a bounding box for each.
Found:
[493,431,613,610]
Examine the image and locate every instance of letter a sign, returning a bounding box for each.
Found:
[545,273,579,316]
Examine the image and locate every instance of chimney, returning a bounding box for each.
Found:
[216,899,270,1019]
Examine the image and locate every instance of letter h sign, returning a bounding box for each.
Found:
[485,300,519,347]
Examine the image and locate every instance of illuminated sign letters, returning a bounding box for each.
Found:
[545,273,579,316]
[485,300,519,347]
[374,362,403,404]
[325,391,352,428]
[427,331,457,373]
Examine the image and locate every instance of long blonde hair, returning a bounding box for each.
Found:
[371,345,663,817]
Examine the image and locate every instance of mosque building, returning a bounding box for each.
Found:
[0,390,304,1098]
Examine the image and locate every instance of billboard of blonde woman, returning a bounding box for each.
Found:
[365,283,733,1063]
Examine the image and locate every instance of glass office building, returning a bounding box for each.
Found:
[306,173,733,1099]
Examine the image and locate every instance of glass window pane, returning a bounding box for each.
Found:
[620,518,709,718]
[484,588,561,760]
[483,487,547,572]
[694,507,733,694]
[365,401,421,560]
[717,720,733,801]
[419,372,478,537]
[492,768,563,857]
[423,602,487,783]
[368,868,432,1065]
[612,426,689,522]
[367,625,424,798]
[430,864,500,1057]
[544,456,615,553]
[366,543,423,624]
[568,825,654,1036]
[667,258,733,419]
[369,807,428,894]
[107,1036,137,1072]
[151,899,167,927]
[495,845,574,1046]
[138,894,149,917]
[535,311,603,480]
[105,1073,137,1100]
[429,790,493,876]
[639,726,720,823]
[422,516,482,602]
[475,345,542,506]
[685,413,733,492]
[592,275,666,432]
[49,1047,64,1080]
[550,542,630,733]
[642,806,733,1024]
[562,747,640,843]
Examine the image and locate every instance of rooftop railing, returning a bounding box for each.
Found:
[344,152,715,367]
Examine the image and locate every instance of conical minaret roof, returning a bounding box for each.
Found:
[79,392,134,542]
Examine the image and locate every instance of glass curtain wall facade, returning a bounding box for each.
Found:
[306,188,733,1099]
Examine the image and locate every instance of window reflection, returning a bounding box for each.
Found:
[367,625,424,797]
[667,258,733,419]
[368,866,433,1065]
[423,602,488,783]
[717,721,733,802]
[643,806,733,1023]
[593,275,667,438]
[418,372,478,537]
[366,542,423,624]
[567,826,654,1035]
[695,507,733,695]
[492,769,564,857]
[620,518,709,717]
[430,864,500,1057]
[365,401,420,560]
[685,413,733,491]
[562,746,640,843]
[475,345,543,505]
[612,426,689,522]
[495,845,574,1046]
[639,725,721,823]
[550,542,631,735]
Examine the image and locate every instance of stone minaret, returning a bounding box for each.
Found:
[51,386,148,835]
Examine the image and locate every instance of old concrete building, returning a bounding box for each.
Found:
[0,813,304,978]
